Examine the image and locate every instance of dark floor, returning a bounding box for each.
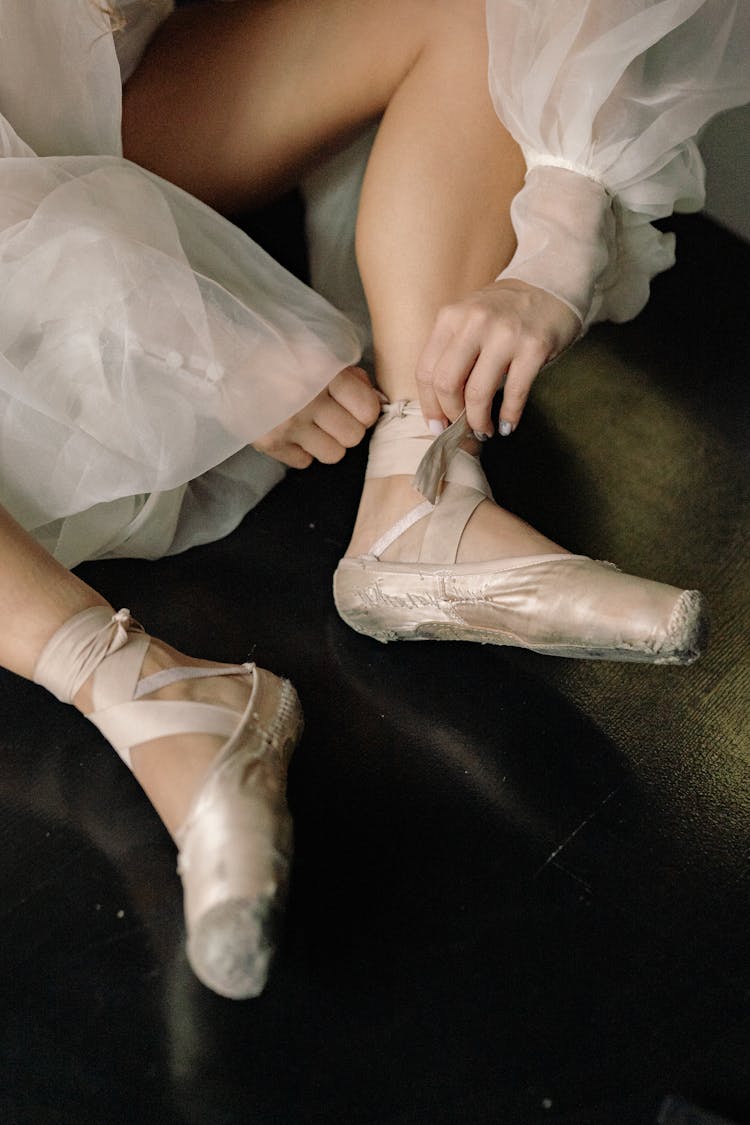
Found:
[1,210,748,1125]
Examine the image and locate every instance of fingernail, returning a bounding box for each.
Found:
[473,431,491,442]
[499,420,514,437]
[428,419,447,436]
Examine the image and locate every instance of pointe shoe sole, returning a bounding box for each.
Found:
[334,555,708,665]
[177,672,304,1000]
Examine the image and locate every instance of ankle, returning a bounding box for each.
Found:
[346,475,424,557]
[72,636,232,715]
[348,473,569,564]
[73,674,95,716]
[72,635,160,714]
[345,402,569,564]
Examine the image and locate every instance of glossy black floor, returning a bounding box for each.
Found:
[1,208,748,1125]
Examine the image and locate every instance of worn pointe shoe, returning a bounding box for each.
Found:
[334,402,708,664]
[34,607,303,999]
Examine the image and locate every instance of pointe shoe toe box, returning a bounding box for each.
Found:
[334,555,708,664]
[187,895,279,1000]
[177,670,302,999]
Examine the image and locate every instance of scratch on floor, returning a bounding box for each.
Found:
[534,787,620,879]
[551,862,593,894]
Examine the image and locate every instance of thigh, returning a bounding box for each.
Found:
[122,0,444,209]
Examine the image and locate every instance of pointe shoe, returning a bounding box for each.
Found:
[34,607,303,999]
[334,402,708,664]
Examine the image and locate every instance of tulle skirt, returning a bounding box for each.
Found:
[0,0,362,568]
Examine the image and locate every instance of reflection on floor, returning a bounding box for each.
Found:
[0,212,748,1125]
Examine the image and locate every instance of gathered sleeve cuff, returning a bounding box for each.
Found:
[488,0,750,327]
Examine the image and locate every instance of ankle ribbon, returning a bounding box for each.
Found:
[34,606,143,704]
[368,401,475,505]
[364,401,491,564]
[413,411,473,504]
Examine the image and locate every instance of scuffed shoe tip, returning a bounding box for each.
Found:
[658,589,710,665]
[187,895,276,1000]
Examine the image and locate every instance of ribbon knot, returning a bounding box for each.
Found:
[34,607,144,704]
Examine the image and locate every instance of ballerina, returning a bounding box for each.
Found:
[0,0,747,997]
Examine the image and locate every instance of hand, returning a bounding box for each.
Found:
[253,365,380,469]
[415,279,581,436]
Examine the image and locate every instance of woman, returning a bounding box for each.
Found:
[0,0,747,998]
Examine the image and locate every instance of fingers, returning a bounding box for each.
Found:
[415,312,457,427]
[430,333,482,424]
[328,366,381,428]
[314,395,365,449]
[295,421,348,465]
[497,339,548,433]
[299,367,381,460]
[418,314,514,435]
[253,436,313,469]
[268,392,370,466]
[255,422,346,466]
[253,366,380,470]
[462,341,511,436]
[414,281,581,439]
[417,305,515,431]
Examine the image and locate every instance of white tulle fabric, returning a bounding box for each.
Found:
[3,1,749,567]
[489,0,750,326]
[307,1,750,341]
[0,0,360,566]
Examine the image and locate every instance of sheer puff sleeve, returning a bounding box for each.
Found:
[0,1,361,533]
[0,151,361,531]
[488,0,750,328]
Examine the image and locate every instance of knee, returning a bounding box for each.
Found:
[425,0,488,53]
[388,0,486,53]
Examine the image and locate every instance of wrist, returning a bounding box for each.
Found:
[496,165,614,327]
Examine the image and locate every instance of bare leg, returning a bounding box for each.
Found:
[124,0,567,563]
[0,506,108,678]
[0,505,257,838]
[349,7,568,561]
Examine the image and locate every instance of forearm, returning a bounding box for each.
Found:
[495,164,614,332]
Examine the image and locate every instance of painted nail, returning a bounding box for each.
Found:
[499,420,514,437]
[428,419,447,436]
[473,431,491,442]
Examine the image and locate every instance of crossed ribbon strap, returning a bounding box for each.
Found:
[33,606,144,704]
[364,402,490,565]
[412,409,473,504]
[367,401,474,504]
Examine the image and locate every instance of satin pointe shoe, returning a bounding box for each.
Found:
[33,606,303,999]
[334,402,708,664]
